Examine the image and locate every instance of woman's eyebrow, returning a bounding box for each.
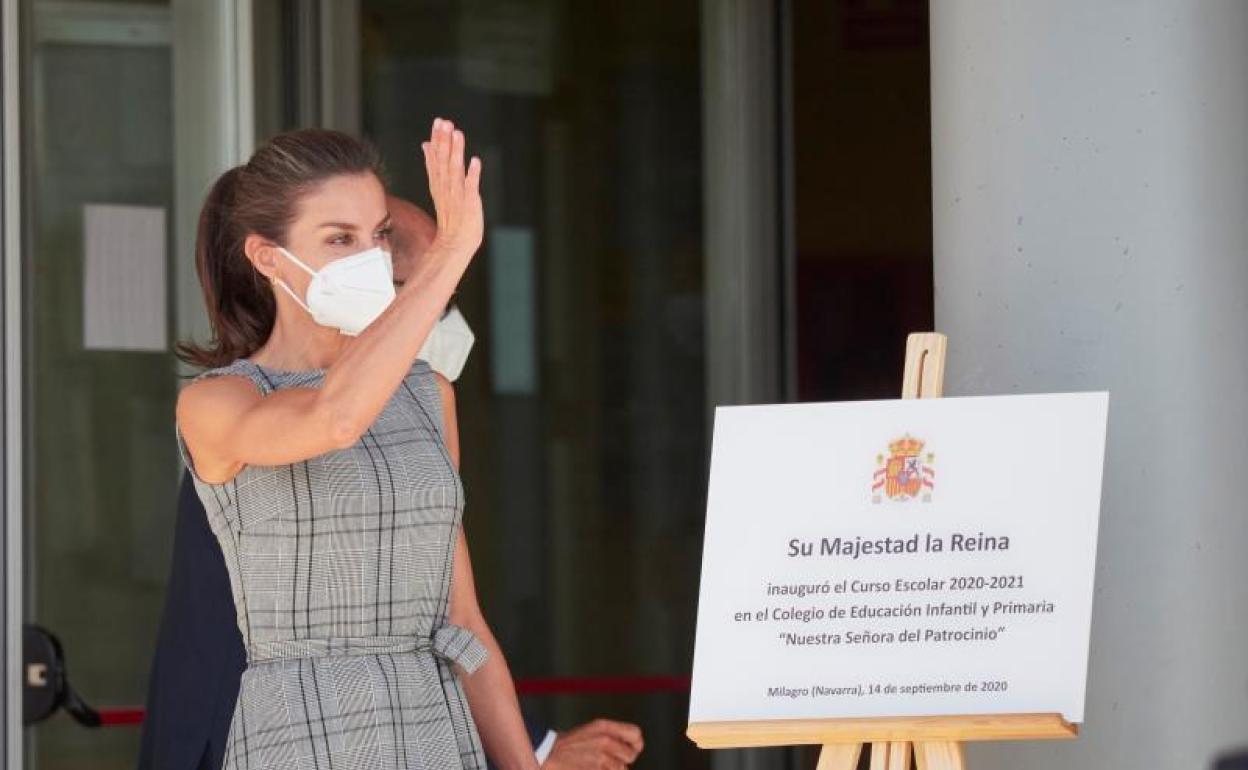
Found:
[317,214,391,231]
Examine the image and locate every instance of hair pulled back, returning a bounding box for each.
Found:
[177,129,384,369]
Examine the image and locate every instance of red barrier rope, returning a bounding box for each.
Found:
[516,675,691,696]
[94,675,693,726]
[98,708,145,726]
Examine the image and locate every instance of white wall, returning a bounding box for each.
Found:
[931,2,1248,768]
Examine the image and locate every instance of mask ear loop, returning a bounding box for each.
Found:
[274,246,317,312]
[277,245,318,276]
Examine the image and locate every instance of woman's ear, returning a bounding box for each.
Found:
[244,233,280,282]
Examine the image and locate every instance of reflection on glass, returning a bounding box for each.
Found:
[791,0,932,401]
[25,1,176,768]
[360,1,708,767]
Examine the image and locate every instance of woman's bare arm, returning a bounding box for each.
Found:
[434,376,539,770]
[178,118,480,483]
[452,533,539,770]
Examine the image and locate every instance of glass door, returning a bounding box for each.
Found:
[12,1,250,767]
[354,2,711,767]
[268,2,767,767]
[25,4,176,766]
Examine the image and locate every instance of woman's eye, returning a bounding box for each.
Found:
[376,227,393,242]
[328,234,353,247]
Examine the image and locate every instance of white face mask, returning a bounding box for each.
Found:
[418,305,475,382]
[275,245,396,336]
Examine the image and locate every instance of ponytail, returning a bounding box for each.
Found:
[176,167,276,368]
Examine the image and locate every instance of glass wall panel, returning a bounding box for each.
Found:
[358,2,708,767]
[23,2,175,768]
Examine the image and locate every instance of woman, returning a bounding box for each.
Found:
[174,120,538,770]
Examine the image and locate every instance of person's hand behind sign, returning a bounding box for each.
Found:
[544,719,644,770]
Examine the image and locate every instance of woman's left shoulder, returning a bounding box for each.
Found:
[402,358,449,405]
[427,367,455,411]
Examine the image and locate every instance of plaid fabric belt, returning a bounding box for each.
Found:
[247,624,489,674]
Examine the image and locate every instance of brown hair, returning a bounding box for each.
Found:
[176,129,384,369]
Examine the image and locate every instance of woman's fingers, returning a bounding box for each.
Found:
[427,119,444,185]
[450,129,466,183]
[424,117,475,188]
[428,119,452,212]
[432,120,470,208]
[444,131,459,199]
[434,119,452,175]
[466,156,481,196]
[421,141,434,185]
[422,117,483,255]
[422,140,446,226]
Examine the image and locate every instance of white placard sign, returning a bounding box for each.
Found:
[689,393,1108,725]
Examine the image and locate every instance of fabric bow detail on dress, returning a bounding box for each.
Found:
[431,623,489,675]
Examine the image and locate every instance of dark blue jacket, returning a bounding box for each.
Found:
[137,473,244,770]
[138,472,546,769]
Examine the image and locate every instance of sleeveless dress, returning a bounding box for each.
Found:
[174,358,489,770]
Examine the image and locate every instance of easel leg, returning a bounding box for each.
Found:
[816,742,863,770]
[914,741,965,770]
[869,742,912,770]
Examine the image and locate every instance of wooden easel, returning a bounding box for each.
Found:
[687,333,1078,769]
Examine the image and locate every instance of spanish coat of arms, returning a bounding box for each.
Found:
[871,435,935,503]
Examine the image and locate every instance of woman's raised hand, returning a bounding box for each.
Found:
[422,118,483,258]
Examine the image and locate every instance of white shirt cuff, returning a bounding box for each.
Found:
[534,730,557,765]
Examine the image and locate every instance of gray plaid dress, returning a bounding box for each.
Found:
[175,358,489,770]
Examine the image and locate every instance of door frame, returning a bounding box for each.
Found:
[3,0,25,764]
[701,1,792,767]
